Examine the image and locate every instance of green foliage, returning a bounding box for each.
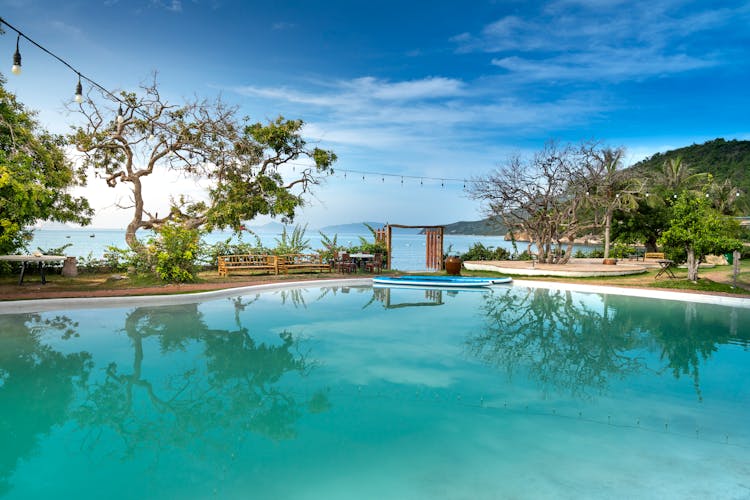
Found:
[152,223,201,282]
[272,224,311,255]
[36,243,73,256]
[318,232,345,262]
[587,248,605,258]
[631,138,749,213]
[516,250,533,261]
[609,242,632,259]
[103,245,151,273]
[351,223,387,255]
[659,193,743,259]
[201,231,268,266]
[0,80,92,254]
[460,242,510,261]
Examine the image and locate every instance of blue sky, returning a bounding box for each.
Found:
[2,0,749,229]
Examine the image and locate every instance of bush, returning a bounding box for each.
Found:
[272,225,311,255]
[152,223,201,283]
[103,245,152,273]
[460,242,510,261]
[587,248,604,258]
[517,250,533,261]
[574,250,586,258]
[201,231,268,267]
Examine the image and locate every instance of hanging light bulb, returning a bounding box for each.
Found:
[74,75,83,103]
[11,35,21,75]
[148,125,155,141]
[116,104,124,124]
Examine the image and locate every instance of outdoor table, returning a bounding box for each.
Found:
[349,253,375,270]
[0,255,67,285]
[655,259,676,279]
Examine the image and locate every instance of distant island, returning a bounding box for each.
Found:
[318,220,505,236]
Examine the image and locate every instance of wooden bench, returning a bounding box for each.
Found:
[644,252,665,260]
[218,254,279,276]
[278,254,332,274]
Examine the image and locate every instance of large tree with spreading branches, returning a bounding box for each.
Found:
[70,79,336,251]
[468,141,633,264]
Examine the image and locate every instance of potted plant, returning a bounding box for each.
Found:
[444,245,462,275]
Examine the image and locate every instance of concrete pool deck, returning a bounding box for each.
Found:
[464,258,652,277]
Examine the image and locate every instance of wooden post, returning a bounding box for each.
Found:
[386,225,392,270]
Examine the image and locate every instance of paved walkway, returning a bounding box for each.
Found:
[464,258,651,277]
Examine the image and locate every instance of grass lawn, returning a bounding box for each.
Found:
[1,261,749,299]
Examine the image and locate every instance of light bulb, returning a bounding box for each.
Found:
[74,77,83,103]
[11,35,21,75]
[116,105,124,124]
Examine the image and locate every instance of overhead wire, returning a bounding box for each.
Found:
[0,16,483,189]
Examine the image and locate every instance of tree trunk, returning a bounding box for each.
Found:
[603,208,613,259]
[644,238,658,253]
[686,246,699,281]
[125,178,145,251]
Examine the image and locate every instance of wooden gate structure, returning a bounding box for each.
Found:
[379,224,445,271]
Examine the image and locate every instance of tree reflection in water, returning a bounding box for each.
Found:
[1,297,327,489]
[469,287,748,400]
[469,287,645,398]
[73,300,324,453]
[0,314,93,495]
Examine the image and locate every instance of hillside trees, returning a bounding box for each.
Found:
[0,78,92,254]
[70,79,336,252]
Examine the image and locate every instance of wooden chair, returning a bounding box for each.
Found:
[365,253,383,273]
[335,252,357,273]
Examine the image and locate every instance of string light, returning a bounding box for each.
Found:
[74,74,83,103]
[11,34,21,75]
[116,104,124,124]
[1,16,129,119]
[331,166,475,186]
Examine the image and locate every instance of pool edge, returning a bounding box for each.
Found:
[1,277,748,314]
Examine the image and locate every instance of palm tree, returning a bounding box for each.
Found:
[708,178,742,215]
[654,156,709,197]
[590,148,642,259]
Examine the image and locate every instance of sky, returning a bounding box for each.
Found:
[1,0,749,229]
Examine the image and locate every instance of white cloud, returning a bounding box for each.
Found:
[454,1,746,83]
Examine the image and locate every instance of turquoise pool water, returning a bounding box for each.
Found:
[1,284,748,499]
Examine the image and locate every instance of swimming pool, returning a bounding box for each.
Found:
[1,282,748,499]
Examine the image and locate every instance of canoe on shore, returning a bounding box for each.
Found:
[372,275,512,288]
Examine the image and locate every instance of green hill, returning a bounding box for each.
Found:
[630,138,750,209]
[440,219,507,236]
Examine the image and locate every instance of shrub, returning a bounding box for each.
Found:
[201,231,268,266]
[460,242,510,261]
[517,250,533,261]
[272,225,311,255]
[152,223,201,283]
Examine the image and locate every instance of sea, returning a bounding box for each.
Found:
[27,228,592,271]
